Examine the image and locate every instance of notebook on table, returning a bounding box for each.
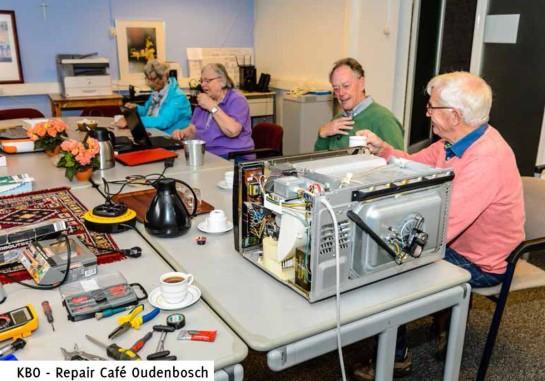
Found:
[116,147,178,166]
[115,107,183,153]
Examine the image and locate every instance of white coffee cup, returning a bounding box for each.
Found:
[349,135,368,148]
[114,114,124,123]
[159,272,194,304]
[207,209,228,231]
[224,171,234,187]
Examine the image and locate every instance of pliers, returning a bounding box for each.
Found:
[61,344,106,361]
[108,304,160,340]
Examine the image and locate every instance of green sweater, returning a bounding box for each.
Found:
[314,101,404,151]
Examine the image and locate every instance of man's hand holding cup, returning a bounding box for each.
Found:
[356,130,386,155]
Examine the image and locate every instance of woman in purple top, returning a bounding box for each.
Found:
[172,63,254,159]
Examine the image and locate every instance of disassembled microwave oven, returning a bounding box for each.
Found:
[233,149,454,302]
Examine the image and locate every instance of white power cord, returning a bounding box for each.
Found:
[321,197,347,381]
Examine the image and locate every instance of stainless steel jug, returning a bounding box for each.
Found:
[89,127,115,170]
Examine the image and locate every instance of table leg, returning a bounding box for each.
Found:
[214,364,243,381]
[443,284,471,381]
[50,102,61,117]
[375,327,396,381]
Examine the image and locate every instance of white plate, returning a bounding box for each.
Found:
[197,220,233,234]
[148,285,201,310]
[217,180,233,190]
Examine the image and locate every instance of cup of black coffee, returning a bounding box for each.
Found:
[159,271,194,304]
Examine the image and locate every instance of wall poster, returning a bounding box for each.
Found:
[115,19,165,84]
[0,10,23,84]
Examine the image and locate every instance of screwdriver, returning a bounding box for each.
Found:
[130,331,153,353]
[85,335,140,361]
[41,301,55,332]
[95,305,135,320]
[0,338,26,357]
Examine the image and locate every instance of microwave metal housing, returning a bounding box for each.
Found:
[56,54,112,97]
[233,149,454,302]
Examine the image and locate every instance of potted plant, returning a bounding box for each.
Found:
[26,119,68,156]
[57,138,100,181]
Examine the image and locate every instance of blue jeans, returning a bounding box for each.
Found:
[390,247,506,360]
[444,247,505,288]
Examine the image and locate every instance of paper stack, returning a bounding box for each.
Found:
[0,174,34,196]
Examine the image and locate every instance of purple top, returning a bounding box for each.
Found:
[191,89,254,158]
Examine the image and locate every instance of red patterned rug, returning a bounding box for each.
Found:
[0,187,124,284]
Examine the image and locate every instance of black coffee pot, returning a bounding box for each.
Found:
[145,178,197,238]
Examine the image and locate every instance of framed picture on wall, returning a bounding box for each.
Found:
[0,10,23,84]
[115,19,166,84]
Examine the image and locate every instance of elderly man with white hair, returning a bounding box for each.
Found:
[353,71,525,380]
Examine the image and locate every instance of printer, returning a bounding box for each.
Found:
[56,53,112,97]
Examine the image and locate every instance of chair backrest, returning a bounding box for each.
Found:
[0,108,44,120]
[251,122,283,156]
[521,176,545,240]
[80,106,122,117]
[473,176,545,381]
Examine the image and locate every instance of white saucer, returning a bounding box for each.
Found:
[197,220,233,234]
[217,180,233,190]
[148,285,201,310]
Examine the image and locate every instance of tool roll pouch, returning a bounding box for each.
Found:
[60,272,147,321]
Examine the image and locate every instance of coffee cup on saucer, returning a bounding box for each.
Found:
[86,119,98,129]
[206,210,228,232]
[159,272,194,304]
[349,135,367,148]
[76,119,98,131]
[224,171,234,188]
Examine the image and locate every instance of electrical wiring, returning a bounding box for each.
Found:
[321,197,347,381]
[103,169,168,201]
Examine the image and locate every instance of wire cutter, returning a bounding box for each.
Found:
[108,304,160,340]
[60,344,106,361]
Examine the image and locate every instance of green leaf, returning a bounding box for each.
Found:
[65,167,76,181]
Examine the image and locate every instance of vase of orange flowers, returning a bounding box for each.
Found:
[26,119,68,154]
[57,138,100,181]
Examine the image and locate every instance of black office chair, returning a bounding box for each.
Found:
[472,176,545,381]
[227,122,283,160]
[0,108,44,120]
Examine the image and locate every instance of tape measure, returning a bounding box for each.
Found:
[166,313,185,330]
[0,304,39,342]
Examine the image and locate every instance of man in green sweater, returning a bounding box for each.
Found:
[314,57,404,151]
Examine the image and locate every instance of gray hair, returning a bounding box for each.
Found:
[144,59,169,78]
[426,71,492,127]
[329,57,365,82]
[202,63,234,89]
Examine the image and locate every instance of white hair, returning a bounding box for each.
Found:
[144,59,169,78]
[202,63,235,89]
[426,71,492,127]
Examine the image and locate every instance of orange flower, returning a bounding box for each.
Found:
[86,137,100,155]
[47,126,58,137]
[51,119,67,132]
[32,122,47,137]
[60,139,78,152]
[60,138,99,167]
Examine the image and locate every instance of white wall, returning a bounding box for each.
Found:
[254,0,348,91]
[351,0,413,119]
[254,0,413,121]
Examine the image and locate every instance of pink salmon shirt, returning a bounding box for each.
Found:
[379,126,525,274]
